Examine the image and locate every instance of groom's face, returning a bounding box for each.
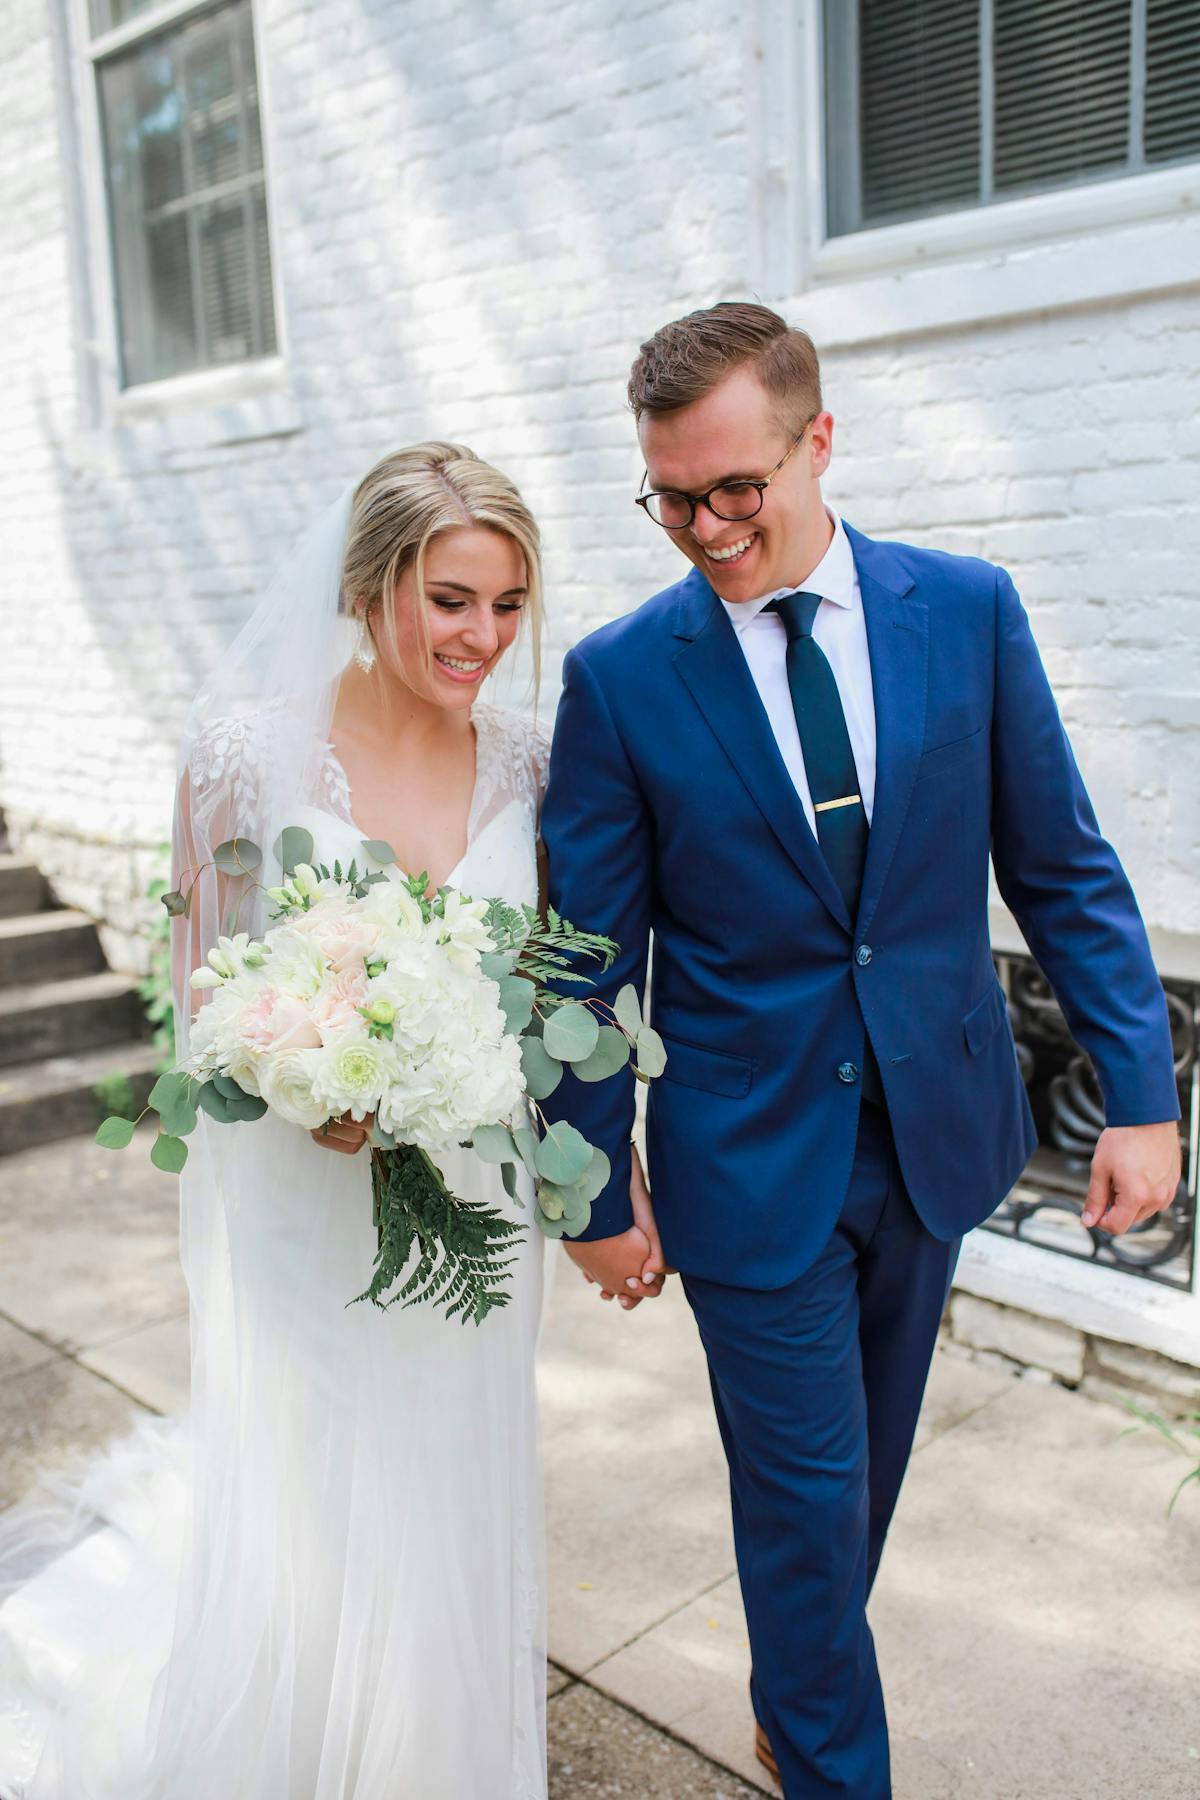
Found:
[638,364,830,604]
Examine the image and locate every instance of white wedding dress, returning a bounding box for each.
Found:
[0,700,549,1800]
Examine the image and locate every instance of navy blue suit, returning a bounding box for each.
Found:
[541,527,1177,1795]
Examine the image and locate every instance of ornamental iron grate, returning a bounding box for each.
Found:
[983,951,1197,1292]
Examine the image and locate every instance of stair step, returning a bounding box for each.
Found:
[0,911,105,988]
[0,856,48,919]
[0,1043,161,1155]
[0,972,148,1068]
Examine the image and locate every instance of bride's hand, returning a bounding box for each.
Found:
[311,1112,373,1156]
[583,1145,674,1305]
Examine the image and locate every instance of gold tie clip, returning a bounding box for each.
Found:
[814,794,862,813]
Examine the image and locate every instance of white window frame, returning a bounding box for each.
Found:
[68,0,300,452]
[746,0,1200,350]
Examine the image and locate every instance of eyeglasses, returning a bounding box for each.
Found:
[634,424,811,530]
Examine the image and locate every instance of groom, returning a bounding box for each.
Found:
[540,303,1181,1797]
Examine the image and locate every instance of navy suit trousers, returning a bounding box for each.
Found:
[682,1105,959,1799]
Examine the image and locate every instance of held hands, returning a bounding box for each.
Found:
[563,1144,673,1311]
[1081,1121,1181,1233]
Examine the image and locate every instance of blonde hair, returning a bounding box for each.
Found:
[343,441,543,701]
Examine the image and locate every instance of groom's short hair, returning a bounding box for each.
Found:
[627,302,821,431]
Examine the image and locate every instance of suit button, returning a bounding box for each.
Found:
[837,1062,859,1084]
[855,944,873,967]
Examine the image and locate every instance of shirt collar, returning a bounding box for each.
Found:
[720,508,857,633]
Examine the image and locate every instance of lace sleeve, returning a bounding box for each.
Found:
[470,704,552,834]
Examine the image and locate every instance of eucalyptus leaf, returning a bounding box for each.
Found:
[212,1073,245,1101]
[361,838,397,865]
[225,1094,268,1122]
[537,1212,567,1239]
[537,1184,565,1221]
[572,1026,630,1084]
[473,1123,517,1165]
[500,1161,519,1200]
[520,1037,562,1100]
[573,1146,611,1207]
[535,1120,591,1186]
[149,1071,198,1137]
[213,837,262,876]
[613,983,644,1037]
[161,889,188,918]
[273,825,315,875]
[543,1003,600,1064]
[95,1115,136,1149]
[197,1081,238,1125]
[479,950,517,982]
[497,975,536,1035]
[512,1126,540,1179]
[635,1025,667,1078]
[150,1133,188,1174]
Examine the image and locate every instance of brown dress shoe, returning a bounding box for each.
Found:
[755,1720,781,1784]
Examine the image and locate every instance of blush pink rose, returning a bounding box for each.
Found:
[267,994,323,1053]
[237,988,280,1051]
[315,969,370,1043]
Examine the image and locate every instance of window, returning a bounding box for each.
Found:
[823,0,1200,240]
[87,0,277,388]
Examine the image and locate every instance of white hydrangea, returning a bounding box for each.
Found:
[185,873,526,1150]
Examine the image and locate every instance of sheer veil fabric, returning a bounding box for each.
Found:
[0,489,550,1799]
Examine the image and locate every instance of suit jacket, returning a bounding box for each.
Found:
[540,525,1179,1287]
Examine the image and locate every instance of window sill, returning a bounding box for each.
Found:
[790,176,1200,349]
[84,358,303,468]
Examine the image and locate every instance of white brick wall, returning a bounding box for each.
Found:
[1,0,1197,969]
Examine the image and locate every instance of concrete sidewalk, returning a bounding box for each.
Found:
[1,1132,1197,1797]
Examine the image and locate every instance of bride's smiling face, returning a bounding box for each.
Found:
[374,525,528,710]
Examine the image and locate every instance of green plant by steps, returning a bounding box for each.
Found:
[141,852,176,1070]
[93,1071,138,1126]
[1120,1401,1200,1514]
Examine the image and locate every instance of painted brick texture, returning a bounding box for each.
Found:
[0,0,1196,969]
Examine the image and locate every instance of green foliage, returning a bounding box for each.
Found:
[93,1072,138,1125]
[520,1037,563,1099]
[573,1027,630,1084]
[150,1133,188,1173]
[273,826,314,875]
[353,1144,524,1325]
[96,1115,137,1149]
[213,837,262,875]
[148,1070,199,1138]
[543,1002,600,1063]
[1121,1401,1200,1515]
[142,852,177,1069]
[535,1120,591,1185]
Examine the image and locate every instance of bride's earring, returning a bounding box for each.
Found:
[354,613,376,673]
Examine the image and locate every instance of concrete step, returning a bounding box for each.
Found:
[0,911,105,989]
[0,972,148,1069]
[0,856,48,919]
[0,1042,161,1155]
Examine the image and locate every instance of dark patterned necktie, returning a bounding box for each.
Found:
[768,591,868,916]
[769,590,882,1104]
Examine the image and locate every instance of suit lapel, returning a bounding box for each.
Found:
[671,573,851,931]
[847,527,929,939]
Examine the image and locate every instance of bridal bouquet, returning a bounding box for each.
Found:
[97,828,664,1326]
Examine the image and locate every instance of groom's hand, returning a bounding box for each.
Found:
[562,1147,670,1310]
[1081,1121,1181,1234]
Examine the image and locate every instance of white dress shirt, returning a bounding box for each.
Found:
[719,508,876,834]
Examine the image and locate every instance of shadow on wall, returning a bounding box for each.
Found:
[20,0,738,955]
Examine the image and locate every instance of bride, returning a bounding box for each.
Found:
[0,443,583,1798]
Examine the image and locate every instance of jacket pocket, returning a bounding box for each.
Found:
[657,1032,754,1097]
[963,981,1009,1056]
[915,726,985,781]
